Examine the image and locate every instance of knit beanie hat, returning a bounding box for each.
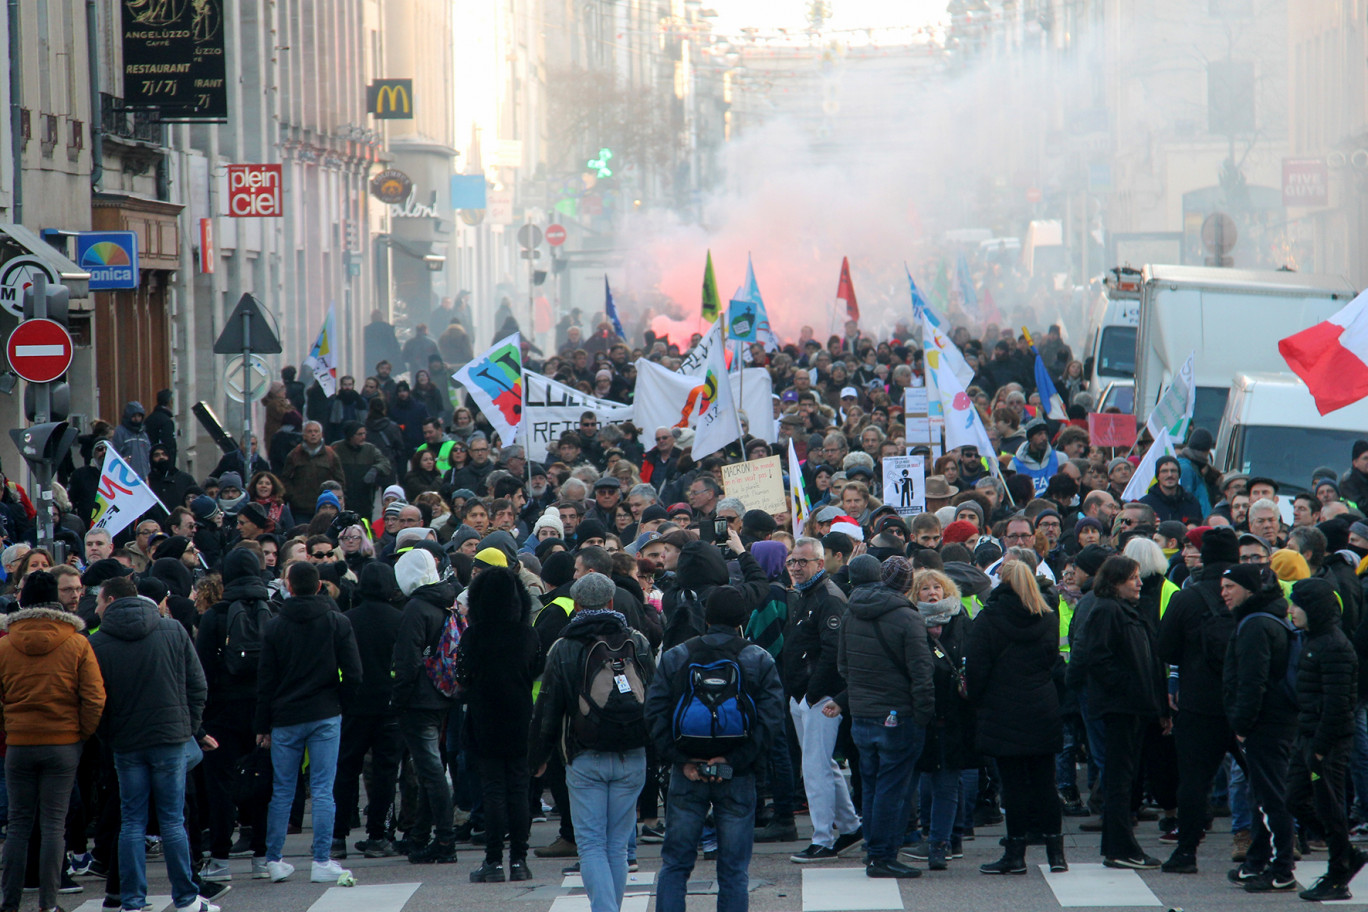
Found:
[880,555,915,593]
[1222,562,1265,595]
[533,507,564,538]
[1270,549,1311,582]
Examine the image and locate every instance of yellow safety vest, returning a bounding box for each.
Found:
[531,596,576,701]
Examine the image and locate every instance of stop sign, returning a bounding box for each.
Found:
[7,319,73,383]
[545,224,567,247]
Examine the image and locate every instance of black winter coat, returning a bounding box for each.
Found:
[1222,584,1298,737]
[456,568,544,759]
[344,563,405,715]
[965,584,1062,757]
[1157,562,1235,716]
[1296,593,1358,756]
[781,573,849,704]
[836,582,934,724]
[660,542,767,652]
[90,596,206,752]
[255,593,363,732]
[1067,594,1165,719]
[390,581,459,711]
[196,556,273,719]
[1139,486,1204,525]
[917,611,979,773]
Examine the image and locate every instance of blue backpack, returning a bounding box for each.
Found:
[1236,611,1305,705]
[671,638,755,758]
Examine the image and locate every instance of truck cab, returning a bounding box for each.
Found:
[1214,372,1368,497]
[1084,267,1141,397]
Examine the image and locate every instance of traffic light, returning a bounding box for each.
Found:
[9,421,77,484]
[20,280,71,419]
[22,282,69,322]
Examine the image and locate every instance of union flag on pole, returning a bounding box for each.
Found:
[837,256,859,321]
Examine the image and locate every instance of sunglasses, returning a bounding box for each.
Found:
[311,550,334,559]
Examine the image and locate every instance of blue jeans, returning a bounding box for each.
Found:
[115,742,199,911]
[1229,754,1252,833]
[658,768,756,912]
[1352,703,1368,820]
[851,717,925,862]
[566,750,645,912]
[1079,691,1107,789]
[918,767,961,845]
[267,715,342,863]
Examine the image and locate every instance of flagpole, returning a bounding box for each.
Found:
[720,313,746,448]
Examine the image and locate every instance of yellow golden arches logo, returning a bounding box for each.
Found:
[367,79,413,119]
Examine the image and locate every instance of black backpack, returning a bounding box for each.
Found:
[671,637,755,758]
[571,630,648,752]
[1194,582,1236,671]
[222,598,274,677]
[1236,611,1305,705]
[662,589,708,652]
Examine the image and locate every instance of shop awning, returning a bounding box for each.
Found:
[0,223,91,299]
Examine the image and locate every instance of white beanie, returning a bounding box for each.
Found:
[533,506,564,538]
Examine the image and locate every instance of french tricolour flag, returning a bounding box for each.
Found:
[1279,289,1368,415]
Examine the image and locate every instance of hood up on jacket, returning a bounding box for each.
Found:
[396,549,440,596]
[468,566,532,626]
[944,561,992,602]
[0,604,85,655]
[1291,577,1342,636]
[121,401,146,430]
[151,558,193,599]
[676,541,729,589]
[477,530,521,566]
[96,596,163,641]
[357,561,400,603]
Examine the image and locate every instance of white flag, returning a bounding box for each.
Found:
[452,333,523,445]
[1145,351,1196,442]
[90,447,164,538]
[1122,427,1177,502]
[304,306,338,397]
[789,438,811,538]
[523,371,634,462]
[934,348,996,458]
[690,325,741,457]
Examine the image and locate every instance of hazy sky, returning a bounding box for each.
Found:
[709,0,948,34]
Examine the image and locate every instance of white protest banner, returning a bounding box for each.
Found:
[634,359,775,448]
[721,455,787,516]
[882,455,926,516]
[523,371,634,462]
[90,447,165,537]
[1122,426,1177,502]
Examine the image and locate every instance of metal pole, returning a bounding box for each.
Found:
[242,308,252,448]
[29,273,53,551]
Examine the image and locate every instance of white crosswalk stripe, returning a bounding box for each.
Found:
[306,882,421,912]
[1038,863,1162,907]
[1294,861,1368,905]
[801,867,903,911]
[68,896,174,912]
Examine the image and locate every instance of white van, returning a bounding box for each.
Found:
[1084,267,1141,395]
[1213,372,1368,496]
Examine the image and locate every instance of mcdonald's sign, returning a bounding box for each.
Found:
[367,79,413,119]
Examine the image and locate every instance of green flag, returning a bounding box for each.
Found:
[931,259,950,309]
[702,250,720,322]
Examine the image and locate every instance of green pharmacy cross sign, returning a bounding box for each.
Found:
[587,148,614,179]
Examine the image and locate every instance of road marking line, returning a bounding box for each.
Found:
[802,867,903,911]
[561,871,655,890]
[1038,863,1161,906]
[306,882,421,912]
[68,896,173,912]
[1293,861,1368,904]
[550,895,649,912]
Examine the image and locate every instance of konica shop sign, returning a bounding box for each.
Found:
[77,231,140,290]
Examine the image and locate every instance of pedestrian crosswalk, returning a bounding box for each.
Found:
[62,858,1368,912]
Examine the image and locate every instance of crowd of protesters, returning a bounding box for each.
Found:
[0,304,1366,911]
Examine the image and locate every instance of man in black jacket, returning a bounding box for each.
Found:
[1156,526,1242,874]
[646,586,785,911]
[659,535,768,652]
[390,547,460,864]
[91,575,212,912]
[256,561,362,885]
[1222,563,1299,893]
[195,549,273,879]
[1286,579,1366,901]
[781,536,862,863]
[333,562,405,859]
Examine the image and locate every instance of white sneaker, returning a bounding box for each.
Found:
[200,857,232,882]
[266,860,295,882]
[252,857,271,879]
[174,898,220,912]
[311,859,352,883]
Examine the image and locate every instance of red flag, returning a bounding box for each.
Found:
[836,256,859,321]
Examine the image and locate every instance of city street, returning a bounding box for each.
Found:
[69,813,1346,912]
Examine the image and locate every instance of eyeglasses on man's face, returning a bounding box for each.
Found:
[785,557,819,567]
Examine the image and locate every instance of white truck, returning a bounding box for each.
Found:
[1083,267,1142,399]
[1134,265,1357,435]
[1213,372,1368,496]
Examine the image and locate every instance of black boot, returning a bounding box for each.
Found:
[1045,834,1068,872]
[980,837,1028,875]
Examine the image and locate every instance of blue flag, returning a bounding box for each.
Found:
[906,265,931,323]
[955,253,979,318]
[1032,348,1068,420]
[604,275,625,340]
